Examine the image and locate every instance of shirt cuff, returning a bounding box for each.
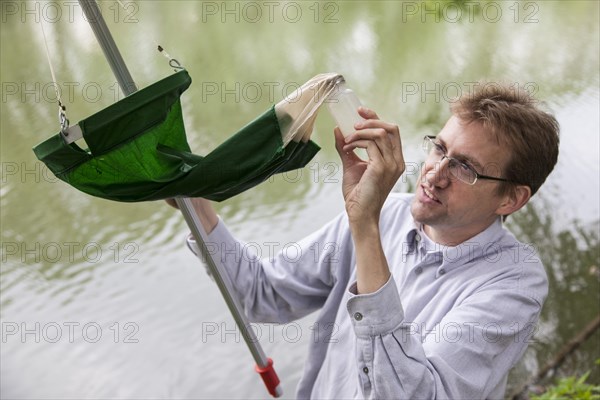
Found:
[185,217,233,281]
[185,216,230,257]
[346,276,405,338]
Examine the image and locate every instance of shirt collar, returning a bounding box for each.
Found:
[402,221,420,255]
[407,217,506,272]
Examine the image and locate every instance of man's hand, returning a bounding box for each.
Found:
[165,197,219,234]
[333,107,404,294]
[334,107,405,225]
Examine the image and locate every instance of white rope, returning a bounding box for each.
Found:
[39,19,69,133]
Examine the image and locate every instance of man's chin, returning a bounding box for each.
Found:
[410,200,438,226]
[410,200,426,224]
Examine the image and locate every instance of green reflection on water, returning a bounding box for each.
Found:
[508,200,600,388]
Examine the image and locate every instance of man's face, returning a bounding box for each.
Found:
[410,116,512,245]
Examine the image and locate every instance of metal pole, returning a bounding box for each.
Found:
[77,1,281,396]
[78,0,137,95]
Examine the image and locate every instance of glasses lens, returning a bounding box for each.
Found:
[423,137,432,154]
[448,160,477,185]
[423,137,440,157]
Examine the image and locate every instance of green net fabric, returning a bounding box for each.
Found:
[33,70,320,202]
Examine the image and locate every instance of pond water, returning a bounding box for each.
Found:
[1,1,599,398]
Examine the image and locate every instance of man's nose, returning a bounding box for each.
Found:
[424,157,451,188]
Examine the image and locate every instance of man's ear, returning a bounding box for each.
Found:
[496,185,532,217]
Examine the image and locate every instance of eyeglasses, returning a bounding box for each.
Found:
[422,135,512,185]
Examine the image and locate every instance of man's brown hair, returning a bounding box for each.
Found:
[451,82,560,198]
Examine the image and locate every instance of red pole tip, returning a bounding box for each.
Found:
[255,358,282,398]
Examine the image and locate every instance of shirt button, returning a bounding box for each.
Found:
[354,312,363,321]
[363,367,369,374]
[415,233,421,242]
[415,267,423,274]
[439,269,446,275]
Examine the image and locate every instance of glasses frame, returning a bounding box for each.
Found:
[422,135,513,185]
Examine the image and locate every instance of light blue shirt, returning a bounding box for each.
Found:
[188,193,548,399]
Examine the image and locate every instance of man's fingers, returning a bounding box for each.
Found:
[344,139,385,165]
[351,118,403,165]
[345,127,394,160]
[353,118,398,136]
[358,106,379,120]
[334,127,362,166]
[338,110,405,180]
[165,198,179,209]
[343,134,391,161]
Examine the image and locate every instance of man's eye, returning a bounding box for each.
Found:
[458,162,473,172]
[434,144,445,153]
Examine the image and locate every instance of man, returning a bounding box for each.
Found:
[172,83,560,399]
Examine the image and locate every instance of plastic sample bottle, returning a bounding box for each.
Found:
[327,77,365,137]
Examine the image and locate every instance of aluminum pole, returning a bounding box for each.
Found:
[78,0,137,95]
[77,1,281,396]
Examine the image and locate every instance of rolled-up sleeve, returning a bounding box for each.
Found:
[347,277,436,398]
